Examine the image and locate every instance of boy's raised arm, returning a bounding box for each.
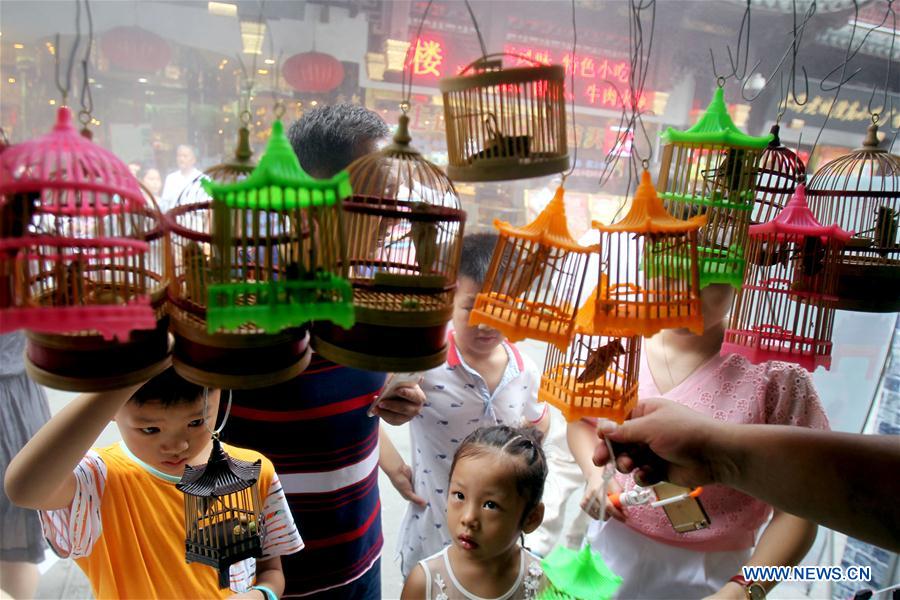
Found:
[4,383,142,511]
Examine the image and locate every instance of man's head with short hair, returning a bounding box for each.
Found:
[287,104,390,178]
[175,144,197,173]
[458,232,499,288]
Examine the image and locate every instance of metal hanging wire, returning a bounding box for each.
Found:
[400,0,436,112]
[462,0,489,61]
[560,0,579,186]
[54,0,82,105]
[865,0,896,125]
[78,0,95,132]
[710,0,752,85]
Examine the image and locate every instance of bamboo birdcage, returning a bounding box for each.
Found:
[167,127,312,389]
[806,120,900,312]
[312,113,466,372]
[470,186,594,352]
[439,56,569,182]
[657,87,773,288]
[0,107,170,391]
[203,120,354,333]
[540,282,642,423]
[752,124,806,225]
[596,170,706,337]
[723,184,851,372]
[177,438,263,589]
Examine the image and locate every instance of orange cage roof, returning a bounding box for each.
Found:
[495,186,598,253]
[594,171,707,234]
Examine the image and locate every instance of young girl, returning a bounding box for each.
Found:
[569,283,829,599]
[401,426,548,600]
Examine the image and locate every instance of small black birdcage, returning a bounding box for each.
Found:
[176,438,263,589]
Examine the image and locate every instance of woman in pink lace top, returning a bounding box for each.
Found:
[569,284,829,599]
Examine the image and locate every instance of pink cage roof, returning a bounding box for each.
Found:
[0,107,145,216]
[749,184,853,243]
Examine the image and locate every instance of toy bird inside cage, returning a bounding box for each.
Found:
[312,112,465,372]
[806,119,900,312]
[752,123,806,226]
[656,86,772,289]
[540,282,642,423]
[202,119,354,336]
[723,184,851,372]
[0,107,170,391]
[177,438,263,589]
[167,126,312,389]
[470,186,594,352]
[597,170,707,337]
[439,56,569,182]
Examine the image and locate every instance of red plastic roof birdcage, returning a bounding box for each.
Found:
[0,106,155,340]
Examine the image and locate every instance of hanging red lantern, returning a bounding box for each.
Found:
[100,26,171,73]
[282,52,345,94]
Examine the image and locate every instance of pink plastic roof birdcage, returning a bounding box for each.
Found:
[0,107,156,340]
[723,184,852,372]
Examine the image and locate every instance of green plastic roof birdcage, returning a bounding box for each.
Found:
[202,120,354,334]
[537,545,622,600]
[660,87,772,149]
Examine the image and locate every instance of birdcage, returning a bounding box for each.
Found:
[540,282,642,423]
[723,185,851,372]
[656,87,772,288]
[439,56,568,182]
[167,127,312,389]
[203,120,354,334]
[752,124,806,225]
[469,186,593,352]
[0,107,170,391]
[312,113,465,372]
[177,438,263,589]
[806,120,900,312]
[593,170,706,338]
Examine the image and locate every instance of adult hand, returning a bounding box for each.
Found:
[579,469,624,522]
[387,462,427,507]
[372,383,426,426]
[592,398,729,489]
[703,581,747,600]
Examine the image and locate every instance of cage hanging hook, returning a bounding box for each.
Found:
[54,0,82,105]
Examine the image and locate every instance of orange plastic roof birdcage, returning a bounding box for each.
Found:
[471,186,595,352]
[589,171,706,337]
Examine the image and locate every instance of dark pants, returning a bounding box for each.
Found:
[289,559,381,600]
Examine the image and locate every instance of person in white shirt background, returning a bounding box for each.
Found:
[160,144,203,211]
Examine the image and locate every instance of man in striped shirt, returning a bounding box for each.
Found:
[223,105,426,599]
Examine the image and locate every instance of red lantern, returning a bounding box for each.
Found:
[283,52,345,94]
[100,26,171,73]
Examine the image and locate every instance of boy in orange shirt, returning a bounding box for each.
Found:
[4,367,302,599]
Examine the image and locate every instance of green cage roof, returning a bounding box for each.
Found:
[660,87,773,149]
[202,120,353,210]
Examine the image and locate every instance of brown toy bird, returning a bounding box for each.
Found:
[576,339,626,384]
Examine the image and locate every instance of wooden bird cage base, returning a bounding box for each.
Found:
[824,257,900,312]
[312,321,448,372]
[539,369,637,423]
[351,287,454,327]
[722,326,832,373]
[170,315,311,389]
[447,155,570,183]
[24,319,172,392]
[471,292,575,352]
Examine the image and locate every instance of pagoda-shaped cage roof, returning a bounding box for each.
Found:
[660,87,773,149]
[176,439,261,498]
[595,171,707,234]
[750,184,853,243]
[202,120,351,211]
[496,186,595,253]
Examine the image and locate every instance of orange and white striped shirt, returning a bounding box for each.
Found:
[40,441,303,599]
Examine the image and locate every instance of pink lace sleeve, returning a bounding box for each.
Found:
[761,362,830,430]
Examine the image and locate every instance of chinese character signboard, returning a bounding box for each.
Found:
[771,80,900,133]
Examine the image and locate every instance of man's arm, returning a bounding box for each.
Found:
[371,382,426,426]
[593,398,900,551]
[5,383,141,511]
[378,426,426,506]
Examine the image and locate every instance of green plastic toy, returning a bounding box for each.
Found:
[202,120,354,334]
[536,545,622,600]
